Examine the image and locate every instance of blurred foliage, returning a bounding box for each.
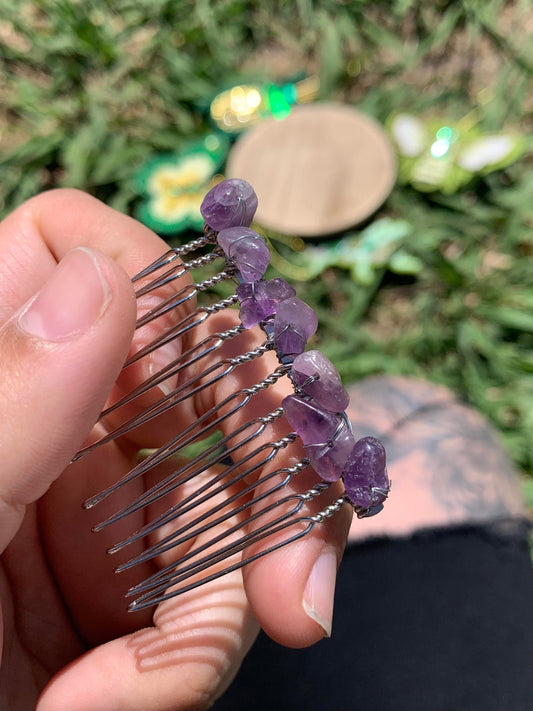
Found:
[1,0,533,472]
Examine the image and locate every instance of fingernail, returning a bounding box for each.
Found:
[302,549,337,638]
[18,248,111,341]
[148,341,182,396]
[135,294,183,396]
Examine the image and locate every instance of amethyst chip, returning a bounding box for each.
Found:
[273,297,318,357]
[217,226,270,282]
[282,395,354,482]
[292,350,349,412]
[342,436,390,515]
[282,394,339,446]
[236,278,296,329]
[200,178,258,231]
[305,418,355,482]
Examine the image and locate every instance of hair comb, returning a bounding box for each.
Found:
[74,178,391,612]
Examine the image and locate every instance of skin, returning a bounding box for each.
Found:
[0,189,351,711]
[347,375,526,542]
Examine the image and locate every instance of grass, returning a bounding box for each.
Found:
[1,0,533,476]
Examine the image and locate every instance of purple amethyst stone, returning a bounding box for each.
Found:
[236,278,296,329]
[273,297,318,357]
[292,350,349,412]
[200,178,258,231]
[217,226,270,282]
[282,395,354,482]
[283,394,339,446]
[342,436,390,513]
[305,418,355,482]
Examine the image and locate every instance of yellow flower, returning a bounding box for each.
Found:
[135,133,229,235]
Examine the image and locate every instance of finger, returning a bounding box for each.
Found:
[117,297,354,648]
[0,189,167,322]
[0,188,189,641]
[83,302,352,648]
[0,246,136,552]
[0,189,186,422]
[190,310,353,647]
[38,443,156,644]
[37,571,258,711]
[242,501,352,647]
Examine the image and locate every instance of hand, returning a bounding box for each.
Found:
[0,190,351,711]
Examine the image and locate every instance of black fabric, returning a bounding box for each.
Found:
[214,520,533,711]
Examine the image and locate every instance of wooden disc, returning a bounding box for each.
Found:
[226,103,397,237]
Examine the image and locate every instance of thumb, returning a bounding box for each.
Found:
[0,247,136,553]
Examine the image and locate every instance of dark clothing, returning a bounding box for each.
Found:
[214,520,533,711]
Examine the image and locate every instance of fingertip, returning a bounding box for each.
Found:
[243,537,341,648]
[17,247,127,342]
[0,247,137,512]
[302,546,339,639]
[12,187,169,278]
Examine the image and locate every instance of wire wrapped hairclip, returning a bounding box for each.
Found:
[75,178,391,611]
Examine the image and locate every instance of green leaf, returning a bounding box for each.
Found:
[479,307,533,334]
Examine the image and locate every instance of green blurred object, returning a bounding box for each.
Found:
[209,76,318,133]
[387,112,527,193]
[280,218,417,284]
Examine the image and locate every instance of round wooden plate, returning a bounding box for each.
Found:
[226,103,397,237]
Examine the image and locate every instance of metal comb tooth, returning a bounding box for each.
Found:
[75,179,390,611]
